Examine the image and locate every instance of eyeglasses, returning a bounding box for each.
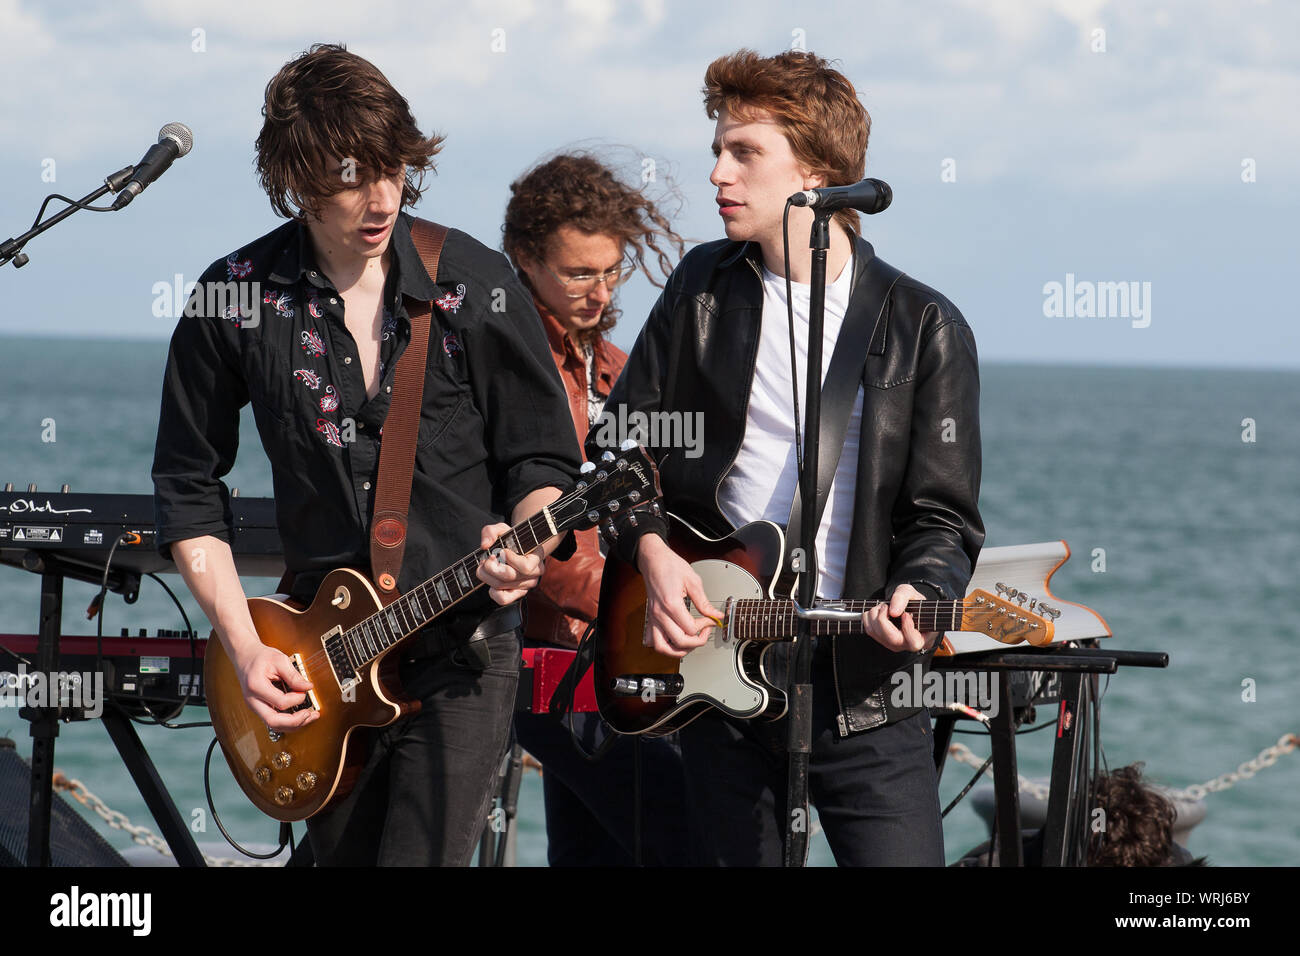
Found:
[541,259,637,298]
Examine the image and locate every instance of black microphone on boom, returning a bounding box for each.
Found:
[111,123,194,210]
[788,178,892,215]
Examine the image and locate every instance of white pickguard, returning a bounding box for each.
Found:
[674,559,769,718]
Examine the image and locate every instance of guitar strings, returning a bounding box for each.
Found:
[275,463,630,682]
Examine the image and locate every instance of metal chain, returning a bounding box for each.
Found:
[1163,733,1298,802]
[946,742,1050,800]
[947,732,1298,804]
[53,772,281,867]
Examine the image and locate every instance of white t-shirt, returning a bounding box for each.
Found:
[718,259,860,599]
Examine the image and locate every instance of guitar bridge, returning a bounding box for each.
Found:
[271,652,321,714]
[611,674,685,699]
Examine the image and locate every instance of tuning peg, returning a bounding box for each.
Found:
[601,517,619,541]
[600,450,615,463]
[619,438,638,451]
[995,582,1009,596]
[580,462,596,474]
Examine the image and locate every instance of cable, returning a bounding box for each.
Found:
[941,751,993,818]
[203,735,290,860]
[940,676,1052,819]
[951,716,1058,736]
[32,192,120,222]
[782,200,804,480]
[90,535,207,728]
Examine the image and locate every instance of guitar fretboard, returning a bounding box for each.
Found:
[729,599,965,641]
[338,512,552,667]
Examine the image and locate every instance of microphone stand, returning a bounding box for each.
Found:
[0,166,134,270]
[783,207,835,867]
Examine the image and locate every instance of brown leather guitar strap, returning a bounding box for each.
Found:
[369,218,448,605]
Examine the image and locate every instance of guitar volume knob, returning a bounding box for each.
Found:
[255,766,271,785]
[296,772,317,792]
[274,786,294,806]
[272,751,292,770]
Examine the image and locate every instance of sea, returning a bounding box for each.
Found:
[1,335,1296,867]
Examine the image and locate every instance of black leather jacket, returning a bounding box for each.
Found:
[587,234,983,734]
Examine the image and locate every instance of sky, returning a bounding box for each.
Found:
[0,0,1297,368]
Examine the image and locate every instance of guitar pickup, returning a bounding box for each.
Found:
[321,625,360,697]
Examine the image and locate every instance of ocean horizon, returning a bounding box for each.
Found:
[1,334,1295,866]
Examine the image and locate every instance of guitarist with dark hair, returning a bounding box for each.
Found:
[152,43,581,865]
[588,49,984,866]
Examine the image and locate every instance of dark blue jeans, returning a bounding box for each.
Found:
[678,649,945,867]
[513,709,703,866]
[304,630,520,866]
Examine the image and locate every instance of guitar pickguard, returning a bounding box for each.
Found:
[672,559,769,720]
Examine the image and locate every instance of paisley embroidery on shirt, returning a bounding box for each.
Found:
[435,284,467,314]
[221,304,248,328]
[319,385,339,413]
[316,419,343,448]
[294,368,322,389]
[299,328,326,357]
[264,289,296,319]
[381,307,397,341]
[442,332,462,358]
[307,291,324,319]
[226,254,253,280]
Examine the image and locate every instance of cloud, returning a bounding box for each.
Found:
[1,0,1295,367]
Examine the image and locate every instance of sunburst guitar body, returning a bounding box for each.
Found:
[206,444,660,822]
[595,515,1057,737]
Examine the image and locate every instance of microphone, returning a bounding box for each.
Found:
[111,123,194,210]
[788,178,892,215]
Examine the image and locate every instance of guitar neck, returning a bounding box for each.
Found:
[730,598,966,641]
[343,510,555,667]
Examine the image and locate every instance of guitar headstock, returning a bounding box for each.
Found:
[546,441,662,536]
[961,584,1059,646]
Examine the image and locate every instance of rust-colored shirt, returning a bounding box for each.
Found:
[524,305,627,647]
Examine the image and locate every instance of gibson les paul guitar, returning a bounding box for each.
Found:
[595,515,1057,736]
[206,444,659,822]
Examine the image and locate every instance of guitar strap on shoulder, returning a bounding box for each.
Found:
[785,247,904,558]
[369,218,449,604]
